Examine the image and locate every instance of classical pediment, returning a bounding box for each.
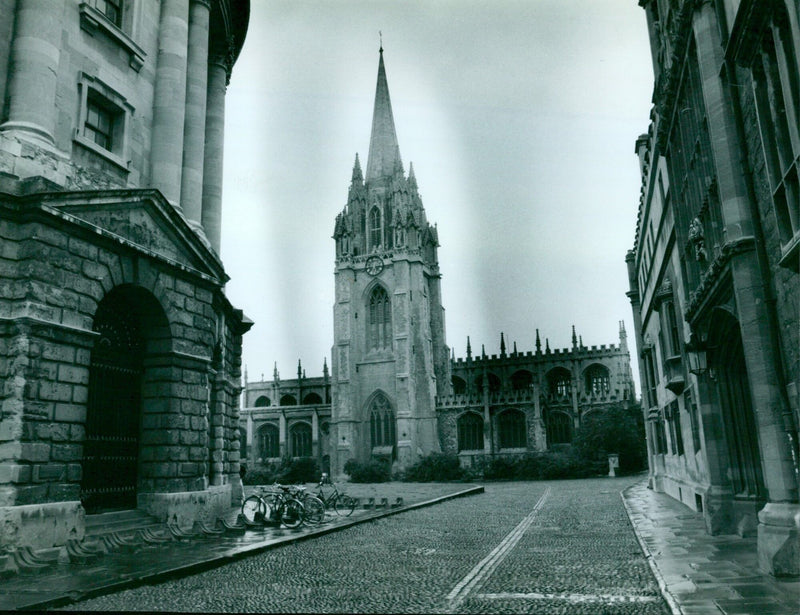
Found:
[40,189,226,282]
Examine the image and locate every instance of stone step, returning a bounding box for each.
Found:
[85,509,162,538]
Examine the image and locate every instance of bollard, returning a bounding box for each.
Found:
[608,454,619,477]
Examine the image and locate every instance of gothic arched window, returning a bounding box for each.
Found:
[369,393,396,449]
[290,422,312,457]
[368,286,392,350]
[457,412,483,451]
[498,409,527,449]
[258,423,280,459]
[546,411,573,445]
[254,395,270,407]
[585,365,610,396]
[547,368,571,398]
[302,392,323,405]
[369,206,382,251]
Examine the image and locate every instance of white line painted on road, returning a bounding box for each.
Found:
[445,486,551,613]
[475,592,660,603]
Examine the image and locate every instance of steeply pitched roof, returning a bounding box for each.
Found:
[365,47,402,183]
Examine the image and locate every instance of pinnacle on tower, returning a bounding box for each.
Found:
[323,357,329,379]
[500,332,506,357]
[273,362,280,382]
[297,359,302,380]
[351,153,363,183]
[536,329,542,353]
[466,336,472,359]
[572,325,578,349]
[546,338,551,353]
[366,46,402,183]
[513,341,518,356]
[408,162,418,190]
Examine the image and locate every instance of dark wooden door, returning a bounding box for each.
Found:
[81,297,143,513]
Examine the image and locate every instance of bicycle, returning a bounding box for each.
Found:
[241,484,305,529]
[286,484,326,525]
[314,473,357,516]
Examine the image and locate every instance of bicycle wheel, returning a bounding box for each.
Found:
[280,498,305,528]
[302,494,325,524]
[241,495,266,523]
[334,494,357,516]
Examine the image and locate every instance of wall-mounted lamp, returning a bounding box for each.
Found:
[686,348,708,375]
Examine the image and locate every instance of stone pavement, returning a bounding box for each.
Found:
[0,484,482,611]
[622,480,800,615]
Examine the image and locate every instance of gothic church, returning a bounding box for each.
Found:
[242,48,634,475]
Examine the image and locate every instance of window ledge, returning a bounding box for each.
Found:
[74,132,130,173]
[778,232,800,272]
[79,2,146,72]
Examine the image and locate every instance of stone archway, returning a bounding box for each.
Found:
[708,310,765,501]
[81,285,170,513]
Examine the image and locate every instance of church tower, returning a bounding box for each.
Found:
[330,47,450,474]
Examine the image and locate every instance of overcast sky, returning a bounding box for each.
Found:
[220,0,654,389]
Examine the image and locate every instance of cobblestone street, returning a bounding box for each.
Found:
[61,477,668,614]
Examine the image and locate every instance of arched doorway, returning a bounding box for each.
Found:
[81,285,170,513]
[708,308,764,500]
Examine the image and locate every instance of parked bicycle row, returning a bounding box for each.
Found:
[241,474,357,528]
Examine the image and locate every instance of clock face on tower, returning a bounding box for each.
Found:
[365,255,384,276]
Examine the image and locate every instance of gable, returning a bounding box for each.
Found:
[41,189,226,281]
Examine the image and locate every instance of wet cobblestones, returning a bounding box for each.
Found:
[61,477,669,613]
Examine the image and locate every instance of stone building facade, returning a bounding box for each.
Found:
[628,0,799,576]
[242,325,634,474]
[241,45,633,475]
[0,0,251,552]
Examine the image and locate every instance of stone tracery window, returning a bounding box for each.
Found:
[368,286,392,350]
[547,368,571,398]
[498,409,527,449]
[258,423,279,459]
[369,206,382,251]
[584,364,610,396]
[290,422,312,457]
[546,411,572,445]
[457,412,483,451]
[369,393,396,449]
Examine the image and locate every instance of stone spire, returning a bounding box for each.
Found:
[572,325,578,350]
[466,336,472,360]
[365,46,402,183]
[536,329,542,353]
[273,362,280,382]
[500,332,506,357]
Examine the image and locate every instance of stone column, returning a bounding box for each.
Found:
[312,409,319,459]
[180,0,210,230]
[279,412,287,457]
[150,0,190,207]
[0,0,64,145]
[201,54,230,253]
[693,3,799,575]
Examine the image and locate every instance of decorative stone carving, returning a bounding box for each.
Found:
[688,217,707,261]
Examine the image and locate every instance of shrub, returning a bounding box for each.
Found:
[573,403,647,474]
[482,455,518,480]
[403,453,465,482]
[343,457,391,483]
[280,456,320,484]
[242,456,320,485]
